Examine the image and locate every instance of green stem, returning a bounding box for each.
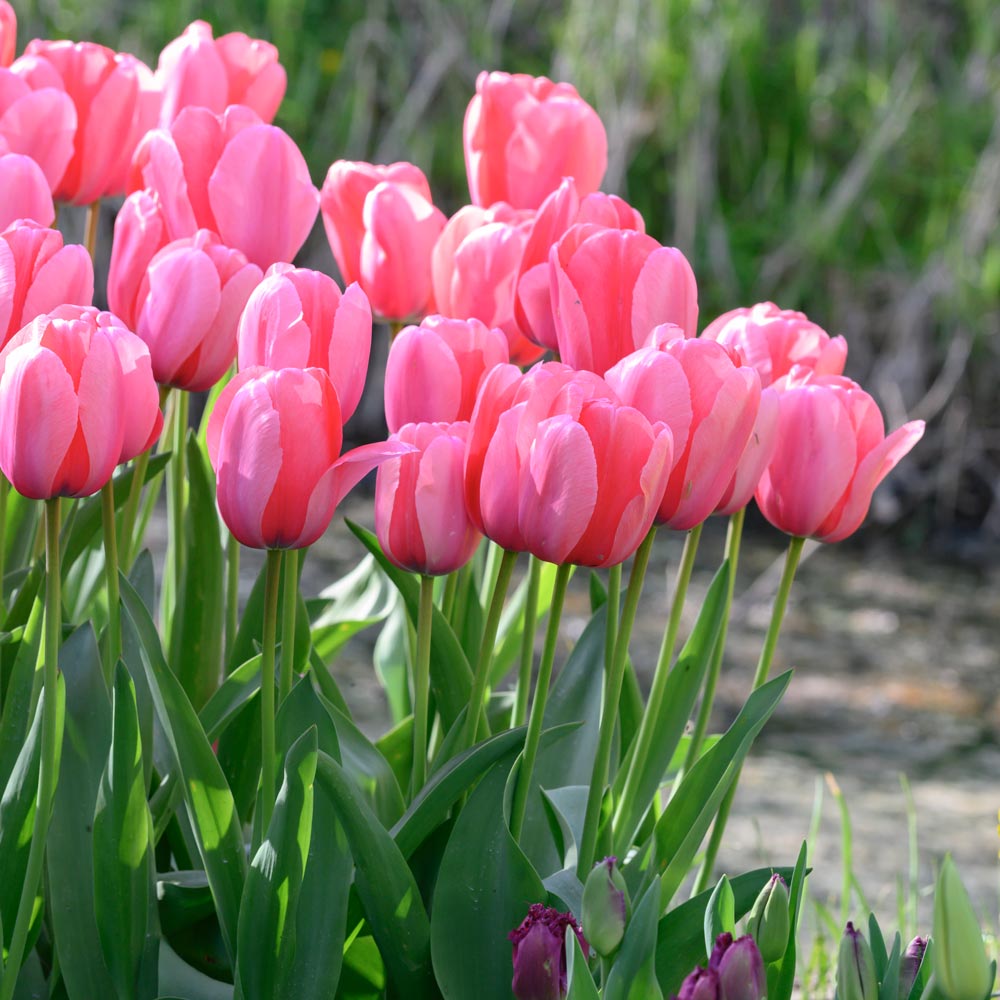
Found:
[577,530,655,879]
[119,448,150,571]
[509,562,571,841]
[513,555,542,727]
[681,508,745,778]
[441,569,459,622]
[225,534,240,666]
[604,563,621,674]
[279,548,299,701]
[460,548,517,750]
[258,549,282,842]
[165,390,189,629]
[83,199,101,260]
[100,481,121,684]
[0,499,63,1000]
[693,533,805,895]
[0,475,7,620]
[612,523,702,836]
[411,574,434,796]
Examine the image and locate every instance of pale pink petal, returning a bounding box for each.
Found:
[328,281,371,423]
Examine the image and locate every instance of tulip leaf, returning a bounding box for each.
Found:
[605,883,664,1000]
[236,729,317,1000]
[93,662,157,1000]
[199,653,262,742]
[168,435,224,710]
[314,750,436,998]
[544,867,585,919]
[566,928,601,1000]
[372,598,411,724]
[430,756,546,1000]
[612,560,729,854]
[878,933,903,1000]
[539,785,589,870]
[347,521,472,730]
[158,939,235,1000]
[375,713,413,793]
[121,574,247,963]
[0,596,44,795]
[308,646,352,717]
[2,488,38,578]
[704,875,735,957]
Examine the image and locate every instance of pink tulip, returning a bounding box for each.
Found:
[156,20,286,126]
[755,371,925,543]
[0,66,76,191]
[375,421,481,575]
[129,104,318,269]
[606,335,760,530]
[15,40,148,204]
[551,224,698,374]
[515,177,645,351]
[0,219,94,348]
[384,315,509,433]
[207,365,410,549]
[0,150,54,228]
[127,229,263,391]
[0,305,161,498]
[0,3,15,67]
[431,202,542,364]
[464,71,607,210]
[236,263,372,422]
[466,362,671,566]
[702,301,848,387]
[714,386,779,516]
[107,190,168,329]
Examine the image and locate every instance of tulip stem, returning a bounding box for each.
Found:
[100,480,121,684]
[441,569,459,622]
[119,448,150,571]
[0,475,7,620]
[680,507,745,781]
[83,199,100,260]
[460,548,517,750]
[578,529,656,880]
[411,574,434,796]
[693,533,805,895]
[258,548,282,842]
[513,555,542,727]
[612,523,702,843]
[509,561,571,842]
[279,548,299,702]
[605,563,622,674]
[0,499,64,1000]
[225,534,240,665]
[165,390,189,632]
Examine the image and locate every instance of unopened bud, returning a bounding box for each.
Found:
[746,873,790,964]
[582,856,629,957]
[933,856,994,1000]
[837,922,877,1000]
[898,936,927,1000]
[714,934,765,1000]
[509,903,588,1000]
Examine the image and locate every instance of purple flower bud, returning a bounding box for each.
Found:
[674,966,722,1000]
[838,922,878,1000]
[716,935,766,1000]
[509,903,588,1000]
[708,932,734,971]
[898,936,927,1000]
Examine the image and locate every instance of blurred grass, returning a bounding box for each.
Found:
[18,0,1000,538]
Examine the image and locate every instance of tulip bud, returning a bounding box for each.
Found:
[746,873,790,964]
[581,856,630,957]
[711,934,765,1000]
[898,936,927,1000]
[932,856,994,1000]
[837,923,877,1000]
[509,903,588,1000]
[675,966,721,1000]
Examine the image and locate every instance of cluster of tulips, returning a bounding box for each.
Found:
[0,7,967,1000]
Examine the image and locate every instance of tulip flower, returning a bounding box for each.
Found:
[0,66,76,191]
[714,386,779,517]
[320,160,445,322]
[932,856,994,1000]
[581,857,629,957]
[156,20,286,126]
[515,177,644,351]
[207,365,408,550]
[0,220,94,348]
[125,229,263,391]
[384,314,508,432]
[702,301,848,387]
[837,923,878,1000]
[237,263,372,422]
[551,224,698,373]
[755,370,925,543]
[508,903,588,1000]
[0,305,161,498]
[0,2,15,67]
[107,189,168,328]
[745,873,790,964]
[375,421,481,576]
[675,966,722,1000]
[0,150,54,229]
[464,71,608,210]
[14,40,152,205]
[129,104,318,268]
[607,336,760,530]
[708,934,766,1000]
[898,936,927,1000]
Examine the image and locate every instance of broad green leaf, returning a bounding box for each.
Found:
[2,489,38,577]
[236,729,317,1000]
[430,757,545,1000]
[122,552,160,792]
[375,714,413,795]
[308,647,351,717]
[199,654,262,742]
[704,875,735,957]
[168,436,224,709]
[315,751,435,998]
[157,872,215,936]
[121,575,247,963]
[372,599,411,724]
[878,932,903,1000]
[613,560,729,853]
[93,663,156,1000]
[565,928,601,1000]
[347,521,472,731]
[0,597,43,794]
[157,940,234,1000]
[539,785,589,870]
[3,559,42,633]
[604,883,664,1000]
[544,867,585,919]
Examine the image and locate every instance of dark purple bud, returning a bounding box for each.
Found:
[898,936,927,1000]
[674,966,722,1000]
[716,935,766,1000]
[509,903,588,1000]
[708,932,734,971]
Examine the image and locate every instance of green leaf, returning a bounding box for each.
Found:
[613,560,729,853]
[199,654,262,742]
[878,932,902,1000]
[0,597,44,795]
[704,875,735,957]
[236,729,317,1000]
[372,599,411,725]
[157,939,235,1000]
[347,521,472,731]
[2,489,38,577]
[539,785,589,870]
[314,751,435,998]
[120,575,247,963]
[430,757,545,1000]
[565,928,601,1000]
[93,663,156,1000]
[605,883,664,1000]
[375,714,413,794]
[308,647,351,717]
[168,435,224,709]
[157,872,215,936]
